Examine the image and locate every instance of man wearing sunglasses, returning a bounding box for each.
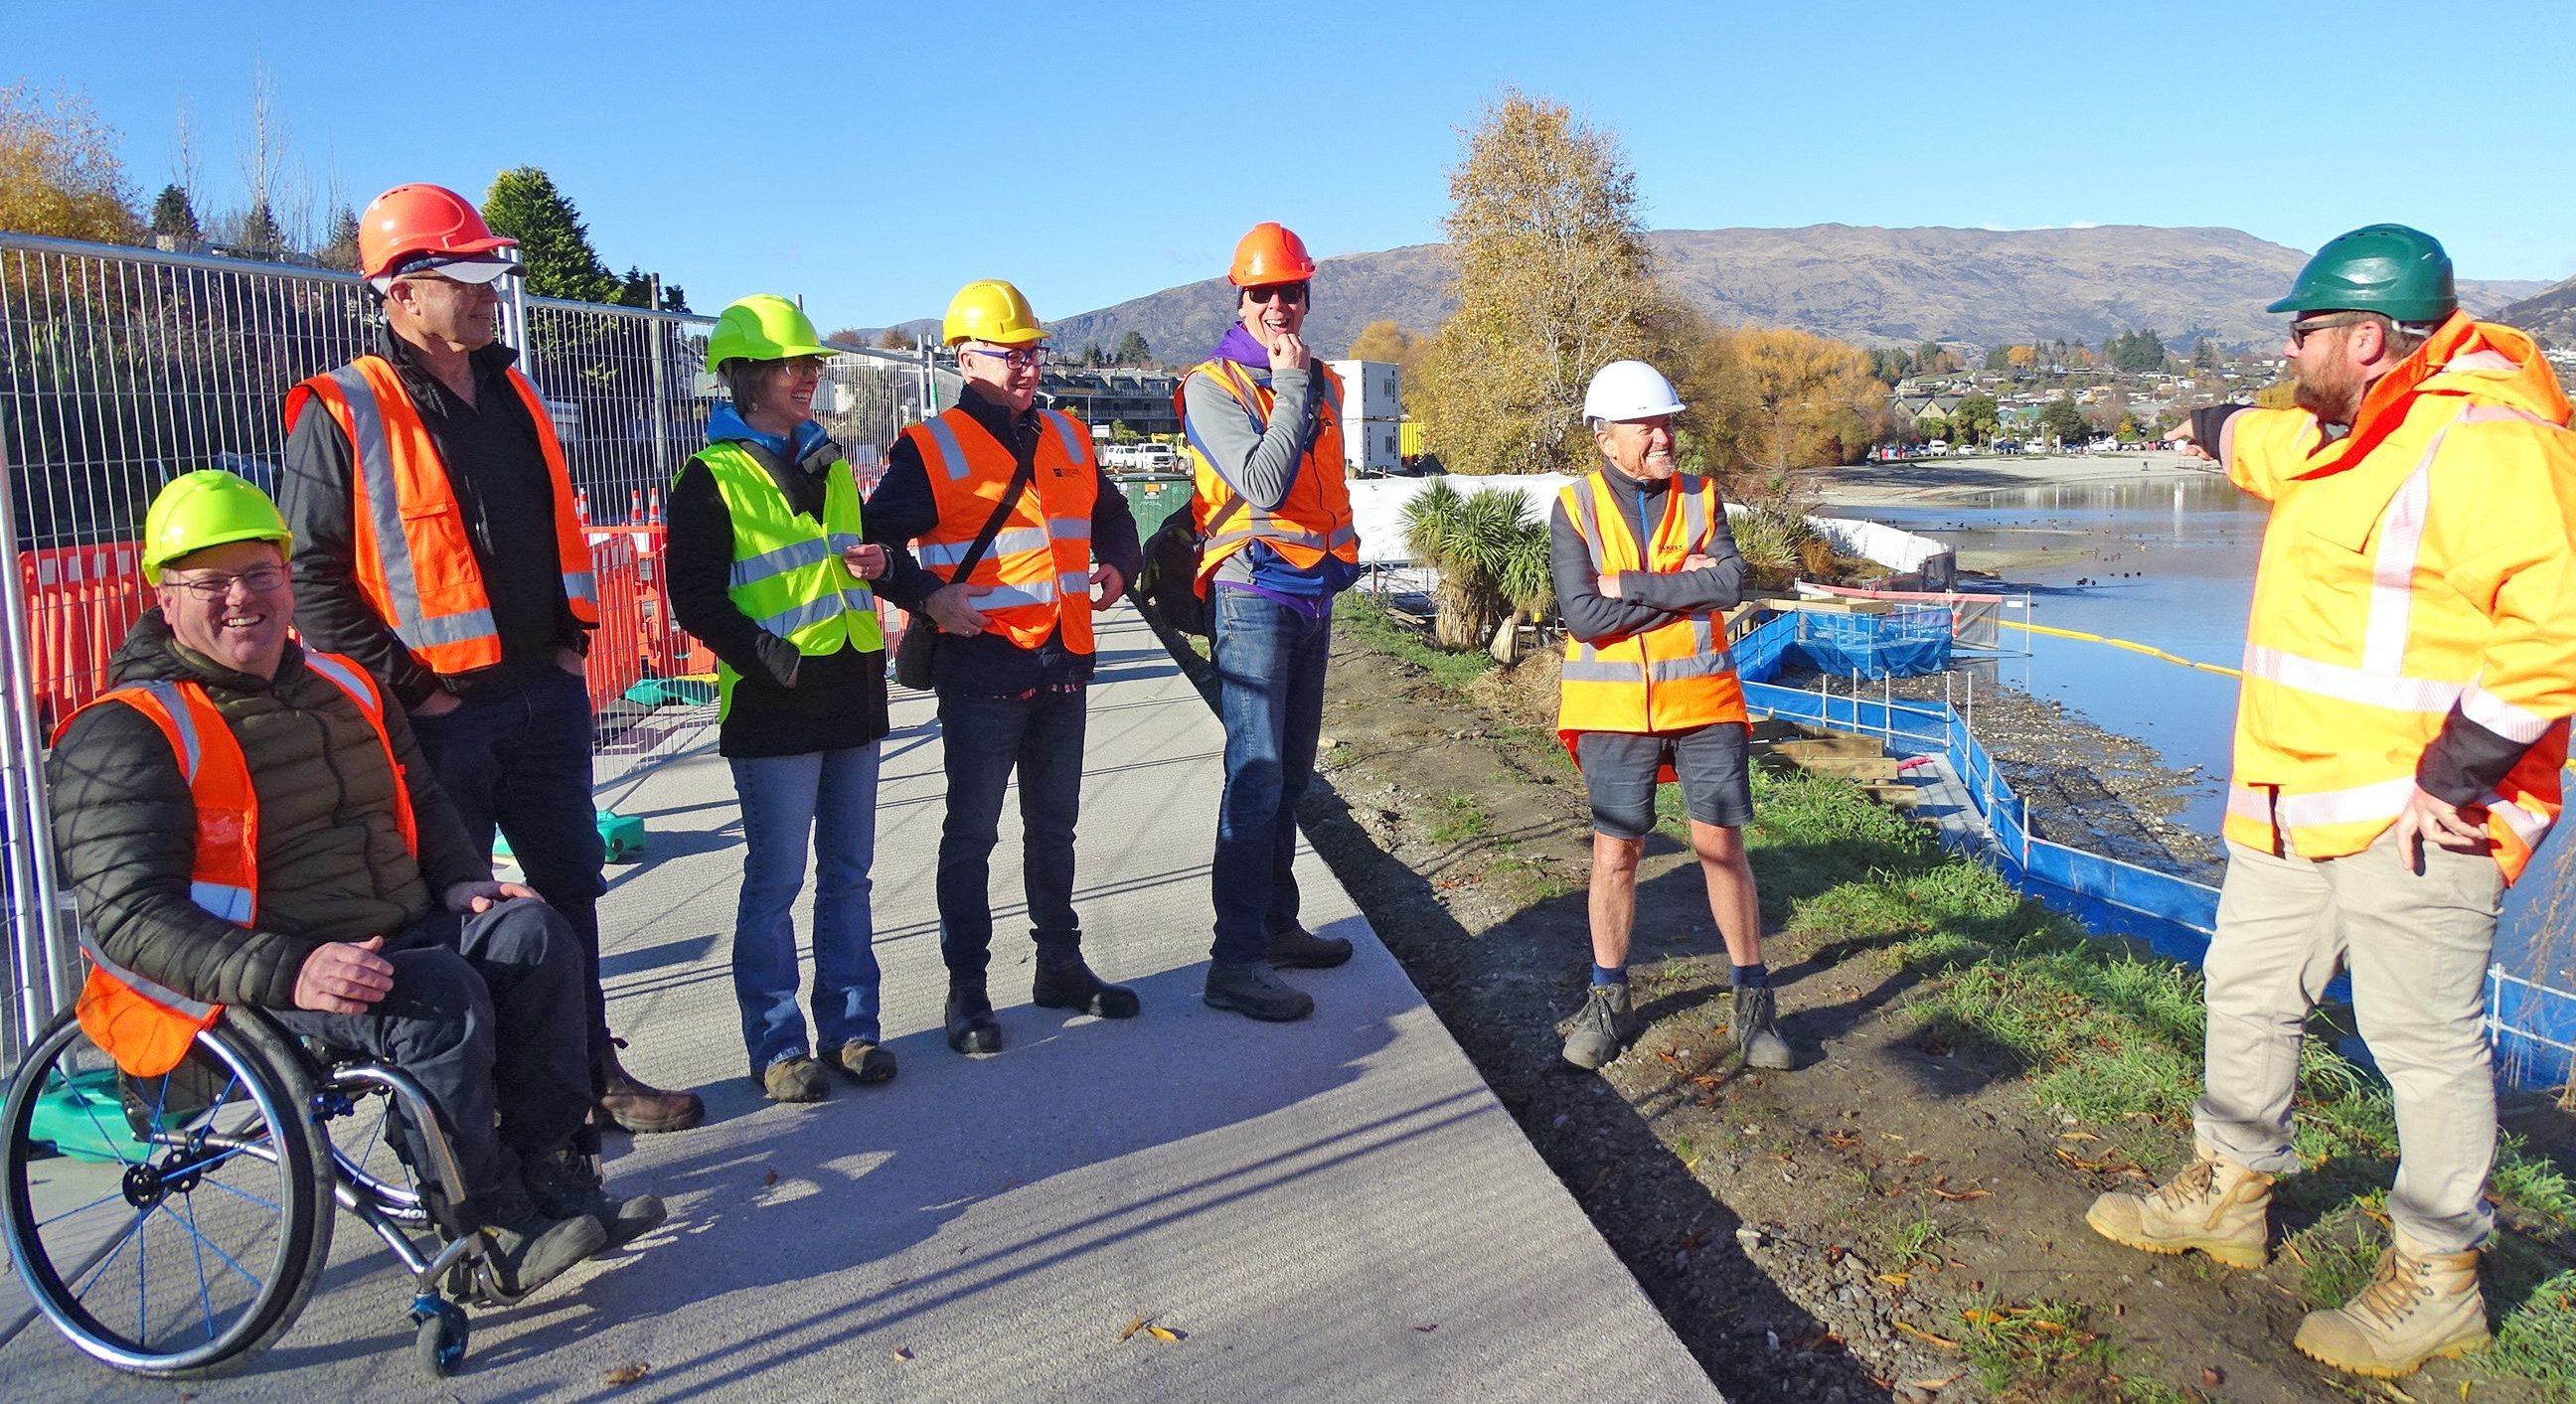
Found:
[866,279,1144,1056]
[2090,225,2576,1378]
[1175,223,1364,1023]
[277,183,705,1140]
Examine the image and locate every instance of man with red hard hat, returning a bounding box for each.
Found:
[277,183,705,1140]
[1177,223,1363,1022]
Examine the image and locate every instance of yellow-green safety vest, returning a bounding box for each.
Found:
[692,439,886,720]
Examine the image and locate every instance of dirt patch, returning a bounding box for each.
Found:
[1150,604,2570,1403]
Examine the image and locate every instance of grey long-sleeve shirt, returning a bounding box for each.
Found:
[1181,360,1320,586]
[1547,465,1747,645]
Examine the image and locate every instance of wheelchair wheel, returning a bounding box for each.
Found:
[1,1009,334,1378]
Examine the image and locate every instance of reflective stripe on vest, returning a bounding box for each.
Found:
[1180,358,1359,589]
[1553,470,1746,768]
[900,406,1099,655]
[283,358,599,675]
[690,440,886,720]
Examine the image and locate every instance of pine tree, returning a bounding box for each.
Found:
[480,166,619,303]
[238,199,283,259]
[148,183,201,242]
[316,205,360,271]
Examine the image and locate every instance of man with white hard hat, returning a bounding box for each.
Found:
[1546,360,1792,1073]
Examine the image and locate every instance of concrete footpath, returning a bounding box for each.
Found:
[0,609,1719,1401]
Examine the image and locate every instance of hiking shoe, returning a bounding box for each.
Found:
[1562,982,1644,1070]
[946,985,1003,1054]
[758,1055,830,1103]
[1033,958,1142,1018]
[2293,1227,2488,1377]
[2085,1140,2272,1269]
[1203,962,1315,1021]
[1266,925,1354,970]
[824,1040,898,1085]
[597,1036,706,1135]
[525,1148,667,1251]
[468,1190,606,1299]
[1729,986,1795,1070]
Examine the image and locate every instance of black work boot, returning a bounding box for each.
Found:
[525,1147,668,1252]
[1203,962,1315,1021]
[468,1184,606,1299]
[1033,952,1141,1018]
[1266,925,1355,970]
[946,981,1003,1054]
[1730,985,1795,1070]
[1561,982,1644,1070]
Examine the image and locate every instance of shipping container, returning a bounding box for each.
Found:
[1323,359,1401,420]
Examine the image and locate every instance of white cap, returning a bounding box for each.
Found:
[1582,360,1686,422]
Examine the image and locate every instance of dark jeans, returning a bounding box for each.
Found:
[274,899,590,1208]
[1208,589,1332,965]
[410,665,610,1055]
[934,685,1086,981]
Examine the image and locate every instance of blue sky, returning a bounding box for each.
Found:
[20,2,2575,331]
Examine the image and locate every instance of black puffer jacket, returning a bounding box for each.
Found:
[46,612,487,1010]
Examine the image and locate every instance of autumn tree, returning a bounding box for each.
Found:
[1658,311,1881,483]
[0,82,140,243]
[876,326,912,351]
[1415,89,1661,474]
[482,166,620,302]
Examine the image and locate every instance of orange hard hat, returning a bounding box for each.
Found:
[357,183,516,281]
[1227,222,1317,287]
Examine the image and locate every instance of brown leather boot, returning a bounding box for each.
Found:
[595,1037,704,1134]
[2085,1139,2272,1269]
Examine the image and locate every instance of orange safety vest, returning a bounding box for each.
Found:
[2221,315,2576,883]
[1554,471,1748,773]
[52,651,418,1075]
[899,405,1101,655]
[283,356,599,676]
[1177,358,1359,592]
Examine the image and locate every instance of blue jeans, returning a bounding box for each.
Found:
[408,665,610,1054]
[1208,589,1332,965]
[934,686,1086,981]
[727,744,883,1074]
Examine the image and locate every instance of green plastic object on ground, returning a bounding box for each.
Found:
[624,677,718,707]
[27,1068,148,1164]
[492,811,648,865]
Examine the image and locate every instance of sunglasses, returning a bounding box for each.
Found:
[960,346,1045,370]
[2287,313,2378,349]
[1241,283,1308,306]
[162,565,287,601]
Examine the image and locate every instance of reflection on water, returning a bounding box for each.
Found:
[1842,472,2564,979]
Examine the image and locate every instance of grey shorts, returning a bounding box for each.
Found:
[1576,724,1753,841]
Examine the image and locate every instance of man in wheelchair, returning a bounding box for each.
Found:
[45,471,664,1299]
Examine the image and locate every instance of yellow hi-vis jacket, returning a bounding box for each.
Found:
[690,439,886,721]
[1554,470,1748,771]
[2222,314,2576,882]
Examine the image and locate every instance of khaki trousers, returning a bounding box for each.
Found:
[2194,828,2502,1254]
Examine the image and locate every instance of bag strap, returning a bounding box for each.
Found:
[942,448,1040,586]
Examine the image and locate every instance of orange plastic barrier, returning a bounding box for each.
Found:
[18,543,152,731]
[584,531,649,711]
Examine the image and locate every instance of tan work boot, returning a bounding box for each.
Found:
[597,1037,705,1134]
[2293,1227,2488,1378]
[2084,1140,2273,1269]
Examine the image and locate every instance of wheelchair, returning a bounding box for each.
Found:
[3,1005,541,1379]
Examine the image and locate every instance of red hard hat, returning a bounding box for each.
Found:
[1228,222,1317,287]
[357,183,515,280]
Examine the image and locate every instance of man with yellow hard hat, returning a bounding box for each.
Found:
[865,279,1143,1056]
[48,471,664,1298]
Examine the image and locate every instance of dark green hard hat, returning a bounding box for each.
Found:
[2268,224,2458,323]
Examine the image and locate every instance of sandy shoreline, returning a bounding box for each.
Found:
[1811,450,2222,508]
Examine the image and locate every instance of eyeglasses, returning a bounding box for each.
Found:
[1241,283,1308,306]
[959,346,1046,371]
[2287,313,2379,349]
[161,566,286,601]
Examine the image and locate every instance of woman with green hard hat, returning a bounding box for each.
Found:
[666,295,894,1104]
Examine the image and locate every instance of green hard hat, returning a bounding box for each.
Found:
[2267,224,2458,323]
[142,470,293,577]
[706,294,832,373]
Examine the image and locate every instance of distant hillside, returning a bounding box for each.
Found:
[1038,225,2546,361]
[2496,275,2576,345]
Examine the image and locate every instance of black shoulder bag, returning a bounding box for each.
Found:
[892,453,1038,691]
[1136,491,1243,638]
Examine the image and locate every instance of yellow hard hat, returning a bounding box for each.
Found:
[142,470,293,577]
[706,294,832,372]
[942,280,1045,347]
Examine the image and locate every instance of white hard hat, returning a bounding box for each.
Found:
[1582,360,1686,422]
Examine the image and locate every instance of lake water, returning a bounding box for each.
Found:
[1841,472,2566,981]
